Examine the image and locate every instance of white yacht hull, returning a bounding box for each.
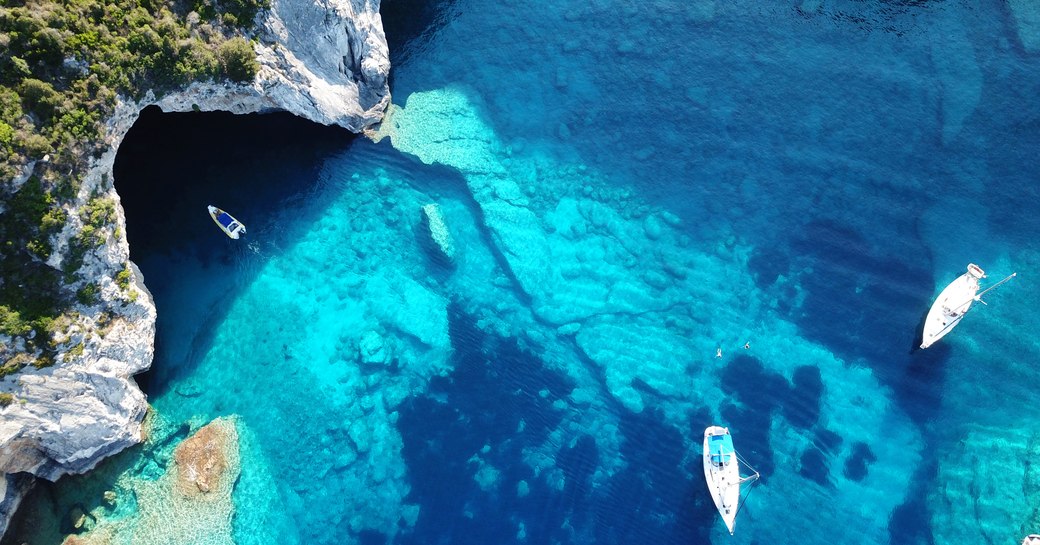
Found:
[703,426,742,534]
[920,264,984,349]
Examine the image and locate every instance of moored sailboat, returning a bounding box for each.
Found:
[703,425,759,535]
[920,263,1016,349]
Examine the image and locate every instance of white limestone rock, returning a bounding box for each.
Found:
[358,331,391,366]
[421,203,457,262]
[256,0,390,129]
[0,0,391,537]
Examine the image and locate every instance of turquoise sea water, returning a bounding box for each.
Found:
[8,0,1040,544]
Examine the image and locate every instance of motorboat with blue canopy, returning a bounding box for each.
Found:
[208,205,247,239]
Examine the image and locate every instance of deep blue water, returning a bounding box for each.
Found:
[8,1,1040,544]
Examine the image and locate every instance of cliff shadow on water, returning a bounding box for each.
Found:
[113,106,355,396]
[379,0,459,88]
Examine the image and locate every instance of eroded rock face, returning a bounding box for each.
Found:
[0,0,390,537]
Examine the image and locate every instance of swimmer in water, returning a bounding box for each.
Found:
[743,341,750,350]
[715,347,722,358]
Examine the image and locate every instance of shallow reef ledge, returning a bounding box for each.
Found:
[0,0,390,537]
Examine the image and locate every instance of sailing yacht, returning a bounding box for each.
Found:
[920,263,1016,349]
[703,426,759,535]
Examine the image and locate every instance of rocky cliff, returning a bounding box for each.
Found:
[0,0,390,536]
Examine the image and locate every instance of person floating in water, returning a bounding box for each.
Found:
[743,341,750,350]
[715,347,723,358]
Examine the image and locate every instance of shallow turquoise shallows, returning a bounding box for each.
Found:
[10,0,1040,544]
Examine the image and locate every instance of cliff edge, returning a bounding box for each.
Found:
[0,0,390,536]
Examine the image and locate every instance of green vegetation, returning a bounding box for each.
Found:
[0,0,266,375]
[218,36,258,82]
[0,392,14,408]
[1,354,32,378]
[76,282,99,305]
[115,265,131,290]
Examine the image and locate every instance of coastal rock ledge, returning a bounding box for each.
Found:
[0,0,390,537]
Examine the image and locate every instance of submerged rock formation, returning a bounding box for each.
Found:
[0,0,390,537]
[173,419,239,497]
[931,425,1040,543]
[421,203,457,262]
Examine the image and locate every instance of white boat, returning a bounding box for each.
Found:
[920,263,1016,349]
[208,205,247,239]
[703,426,759,535]
[1023,535,1040,545]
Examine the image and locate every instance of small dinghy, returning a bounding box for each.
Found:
[703,426,759,535]
[208,205,247,239]
[920,263,1016,349]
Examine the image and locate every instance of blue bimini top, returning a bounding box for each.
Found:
[710,433,734,465]
[217,212,235,230]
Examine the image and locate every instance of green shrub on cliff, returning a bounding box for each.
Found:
[0,305,31,337]
[76,283,99,305]
[0,393,14,408]
[0,0,266,376]
[218,37,258,82]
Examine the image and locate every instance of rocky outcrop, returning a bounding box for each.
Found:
[173,418,239,498]
[0,0,390,537]
[421,203,457,262]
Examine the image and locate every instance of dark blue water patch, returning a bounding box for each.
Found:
[593,407,714,545]
[747,244,791,289]
[968,47,1040,248]
[843,441,877,482]
[720,355,833,480]
[397,303,579,545]
[788,219,935,368]
[813,427,844,456]
[783,365,823,430]
[888,459,937,545]
[720,355,791,480]
[798,446,831,488]
[796,0,946,36]
[782,219,949,425]
[357,529,388,545]
[398,304,719,545]
[380,0,459,74]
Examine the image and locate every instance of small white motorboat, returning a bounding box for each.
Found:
[208,205,247,239]
[703,426,759,535]
[1023,535,1040,545]
[920,263,1016,349]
